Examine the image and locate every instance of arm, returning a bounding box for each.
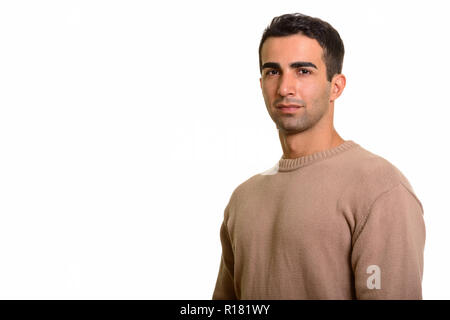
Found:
[212,219,237,300]
[351,183,426,299]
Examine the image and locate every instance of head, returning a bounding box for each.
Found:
[259,13,346,135]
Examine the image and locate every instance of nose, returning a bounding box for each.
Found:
[277,73,296,97]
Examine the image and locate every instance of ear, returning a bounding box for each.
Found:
[259,77,262,89]
[329,74,346,102]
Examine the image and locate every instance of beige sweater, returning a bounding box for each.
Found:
[212,140,425,300]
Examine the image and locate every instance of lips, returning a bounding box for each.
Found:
[276,104,302,109]
[276,104,303,113]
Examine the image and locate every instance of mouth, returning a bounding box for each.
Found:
[276,104,303,113]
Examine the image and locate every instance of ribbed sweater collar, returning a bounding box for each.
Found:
[278,140,359,172]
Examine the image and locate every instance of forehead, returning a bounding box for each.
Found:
[261,34,324,67]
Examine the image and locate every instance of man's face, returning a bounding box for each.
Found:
[260,34,333,135]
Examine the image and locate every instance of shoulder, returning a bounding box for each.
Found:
[224,162,279,209]
[227,173,264,204]
[337,144,422,219]
[344,145,416,193]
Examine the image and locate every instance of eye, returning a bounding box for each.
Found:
[298,68,311,75]
[265,69,279,76]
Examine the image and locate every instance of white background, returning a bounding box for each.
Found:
[0,0,448,299]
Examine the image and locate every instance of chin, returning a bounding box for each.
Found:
[277,126,304,135]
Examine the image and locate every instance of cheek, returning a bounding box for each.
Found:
[295,81,313,100]
[262,80,274,93]
[261,82,275,102]
[262,91,271,108]
[298,81,328,103]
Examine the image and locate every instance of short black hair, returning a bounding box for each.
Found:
[259,13,345,82]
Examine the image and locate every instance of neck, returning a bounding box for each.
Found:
[278,106,344,159]
[279,128,345,159]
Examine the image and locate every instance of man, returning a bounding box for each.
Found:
[212,13,426,300]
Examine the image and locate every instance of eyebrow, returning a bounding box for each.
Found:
[261,61,318,71]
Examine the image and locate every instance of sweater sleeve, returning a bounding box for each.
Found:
[212,219,237,300]
[351,183,426,299]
